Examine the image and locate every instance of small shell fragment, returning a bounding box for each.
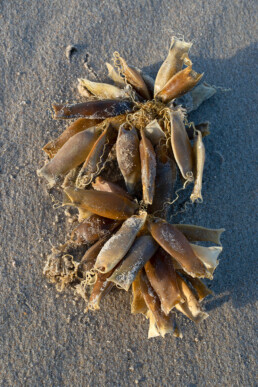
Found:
[94,212,147,273]
[107,235,158,291]
[154,37,192,96]
[65,45,77,61]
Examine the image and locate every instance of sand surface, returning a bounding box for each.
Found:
[0,0,257,385]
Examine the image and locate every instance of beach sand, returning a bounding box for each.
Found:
[0,0,257,385]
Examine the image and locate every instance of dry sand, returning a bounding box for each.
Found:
[0,0,257,385]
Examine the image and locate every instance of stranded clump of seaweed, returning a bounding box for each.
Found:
[38,37,224,338]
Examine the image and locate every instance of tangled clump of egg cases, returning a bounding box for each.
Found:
[38,36,224,339]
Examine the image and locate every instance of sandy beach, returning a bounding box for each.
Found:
[0,0,257,385]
